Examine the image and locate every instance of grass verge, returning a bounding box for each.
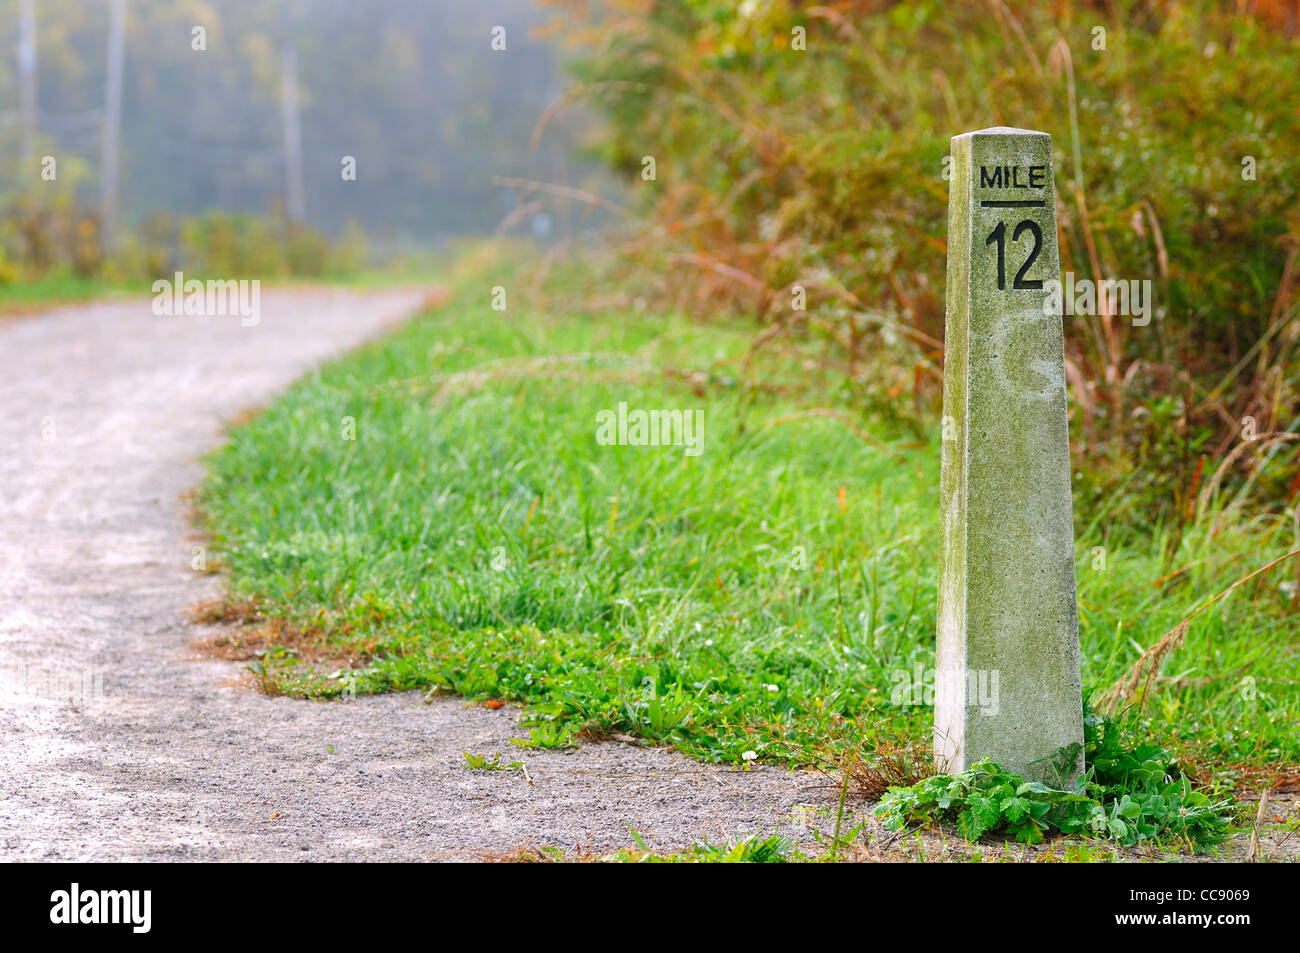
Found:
[198,264,1300,830]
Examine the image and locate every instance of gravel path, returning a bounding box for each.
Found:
[0,289,817,862]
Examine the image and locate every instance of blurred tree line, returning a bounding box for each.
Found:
[0,0,606,281]
[544,0,1300,524]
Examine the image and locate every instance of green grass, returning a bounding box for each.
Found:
[0,270,149,313]
[607,831,798,863]
[0,258,446,316]
[199,268,1300,783]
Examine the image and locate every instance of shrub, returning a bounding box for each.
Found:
[547,0,1300,520]
[875,704,1234,849]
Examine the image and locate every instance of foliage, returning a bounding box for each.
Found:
[606,830,795,863]
[462,751,526,772]
[180,210,362,279]
[0,190,104,281]
[875,703,1234,848]
[545,0,1300,521]
[0,196,367,297]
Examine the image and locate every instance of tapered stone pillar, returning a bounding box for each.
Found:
[936,127,1084,781]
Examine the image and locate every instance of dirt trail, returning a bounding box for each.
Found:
[0,289,816,861]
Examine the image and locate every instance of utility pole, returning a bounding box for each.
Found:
[101,0,127,250]
[280,47,305,223]
[18,0,36,164]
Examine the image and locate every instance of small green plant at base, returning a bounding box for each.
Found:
[462,751,526,772]
[510,720,577,750]
[607,829,796,863]
[876,705,1233,850]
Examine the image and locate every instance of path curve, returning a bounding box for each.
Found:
[0,288,813,861]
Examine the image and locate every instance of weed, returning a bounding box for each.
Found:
[462,751,526,773]
[876,704,1233,850]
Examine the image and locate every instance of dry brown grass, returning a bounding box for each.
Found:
[845,741,935,800]
[220,405,266,432]
[1096,547,1300,714]
[187,596,372,694]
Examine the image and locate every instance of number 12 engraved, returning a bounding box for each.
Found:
[985,220,1043,290]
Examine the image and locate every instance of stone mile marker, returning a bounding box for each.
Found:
[936,127,1084,781]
